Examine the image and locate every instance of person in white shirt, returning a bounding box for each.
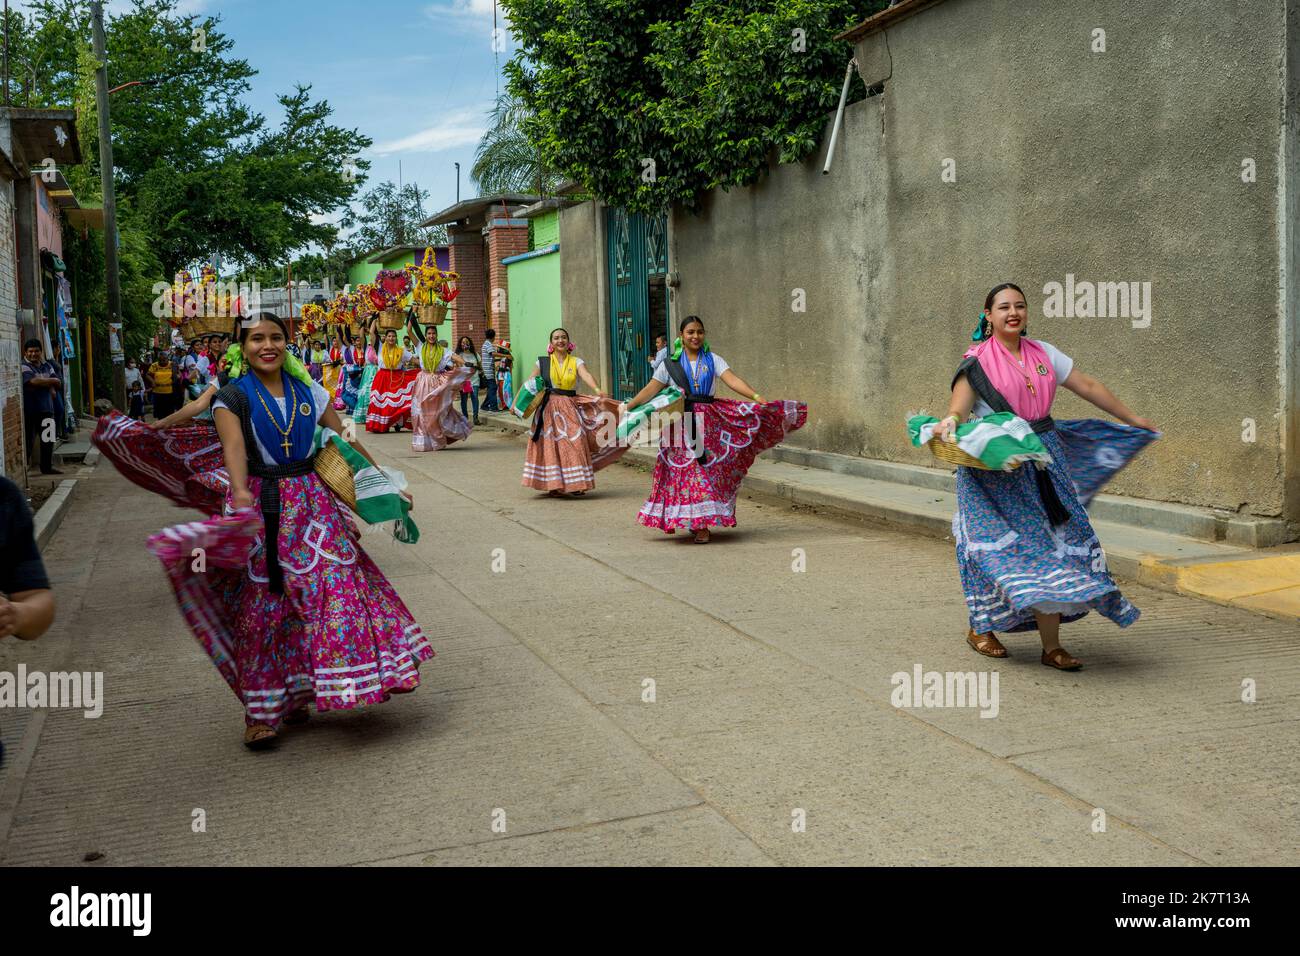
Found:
[622,314,807,543]
[407,314,471,451]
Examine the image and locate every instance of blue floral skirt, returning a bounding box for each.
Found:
[954,428,1139,634]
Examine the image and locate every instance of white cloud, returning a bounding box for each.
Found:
[424,0,513,37]
[370,106,489,157]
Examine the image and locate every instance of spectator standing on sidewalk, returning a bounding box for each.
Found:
[481,329,500,411]
[125,356,145,419]
[22,339,63,476]
[456,335,482,424]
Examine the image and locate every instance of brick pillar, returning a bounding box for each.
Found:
[448,227,485,347]
[484,217,530,343]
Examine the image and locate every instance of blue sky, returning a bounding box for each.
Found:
[206,0,514,224]
[21,0,517,238]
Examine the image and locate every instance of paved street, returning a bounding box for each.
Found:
[1,423,1297,866]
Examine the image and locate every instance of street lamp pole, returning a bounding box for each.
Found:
[91,1,124,411]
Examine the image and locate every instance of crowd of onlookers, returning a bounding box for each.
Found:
[125,333,233,422]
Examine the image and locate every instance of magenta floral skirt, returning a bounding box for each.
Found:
[147,472,433,728]
[637,398,807,532]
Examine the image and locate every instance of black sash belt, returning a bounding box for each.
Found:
[248,454,317,594]
[953,360,1070,527]
[681,393,713,461]
[531,388,577,442]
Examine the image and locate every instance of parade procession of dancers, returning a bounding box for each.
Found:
[91,280,1156,749]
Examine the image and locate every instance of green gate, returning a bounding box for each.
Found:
[606,207,668,400]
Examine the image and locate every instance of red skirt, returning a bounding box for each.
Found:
[365,368,420,433]
[92,410,228,514]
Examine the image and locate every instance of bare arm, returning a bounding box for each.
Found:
[1060,370,1157,430]
[624,376,667,410]
[577,361,606,396]
[152,383,217,430]
[0,590,55,640]
[933,375,978,441]
[213,406,254,510]
[718,368,761,401]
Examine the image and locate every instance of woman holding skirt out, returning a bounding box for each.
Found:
[521,328,626,496]
[407,314,471,451]
[366,325,420,434]
[352,315,380,429]
[935,283,1157,670]
[148,312,431,748]
[623,315,807,543]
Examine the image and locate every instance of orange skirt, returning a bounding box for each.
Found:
[522,393,627,492]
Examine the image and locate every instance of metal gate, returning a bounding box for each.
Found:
[606,207,668,400]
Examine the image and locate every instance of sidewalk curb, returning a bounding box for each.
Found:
[34,479,77,551]
[478,412,1298,623]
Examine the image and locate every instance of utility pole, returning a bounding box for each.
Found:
[91,1,125,411]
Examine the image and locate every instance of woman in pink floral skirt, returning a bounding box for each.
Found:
[622,315,807,543]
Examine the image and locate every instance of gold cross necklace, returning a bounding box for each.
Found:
[252,380,297,455]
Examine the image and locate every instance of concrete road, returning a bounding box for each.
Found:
[1,424,1296,865]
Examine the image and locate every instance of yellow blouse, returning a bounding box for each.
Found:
[549,353,578,390]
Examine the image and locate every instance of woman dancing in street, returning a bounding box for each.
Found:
[935,283,1156,670]
[622,314,807,543]
[352,315,381,429]
[407,314,472,451]
[366,325,420,434]
[520,328,625,496]
[146,312,430,748]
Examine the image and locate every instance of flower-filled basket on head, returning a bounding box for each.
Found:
[374,269,410,330]
[407,250,456,327]
[181,262,233,340]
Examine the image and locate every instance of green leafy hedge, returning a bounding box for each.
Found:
[503,0,885,213]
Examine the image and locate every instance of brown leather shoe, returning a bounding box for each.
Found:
[966,628,1008,658]
[243,724,277,749]
[1041,647,1083,671]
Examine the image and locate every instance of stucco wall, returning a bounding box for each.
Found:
[559,202,604,385]
[665,0,1292,518]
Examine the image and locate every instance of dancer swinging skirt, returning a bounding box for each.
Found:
[937,283,1158,670]
[146,312,431,749]
[407,314,471,451]
[366,325,420,433]
[623,315,807,543]
[352,315,380,427]
[520,327,626,495]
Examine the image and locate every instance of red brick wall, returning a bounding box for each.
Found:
[449,233,485,348]
[485,220,529,343]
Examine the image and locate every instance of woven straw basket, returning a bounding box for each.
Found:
[314,440,359,513]
[378,307,407,331]
[926,436,995,470]
[181,314,232,341]
[418,302,448,326]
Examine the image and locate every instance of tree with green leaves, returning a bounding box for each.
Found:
[340,180,448,256]
[471,91,563,195]
[501,0,883,214]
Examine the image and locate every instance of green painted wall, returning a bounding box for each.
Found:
[531,210,560,249]
[346,259,380,289]
[505,246,561,384]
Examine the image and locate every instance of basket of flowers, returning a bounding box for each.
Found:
[407,251,457,326]
[374,269,411,329]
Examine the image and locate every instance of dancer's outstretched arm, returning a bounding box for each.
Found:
[719,369,761,401]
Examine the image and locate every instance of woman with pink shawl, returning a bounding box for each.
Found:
[934,283,1158,670]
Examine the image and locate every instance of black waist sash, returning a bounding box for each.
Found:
[661,356,712,461]
[215,382,321,592]
[952,357,1070,526]
[532,355,578,442]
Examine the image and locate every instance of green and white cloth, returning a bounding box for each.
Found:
[314,428,420,543]
[907,412,1053,471]
[617,385,684,445]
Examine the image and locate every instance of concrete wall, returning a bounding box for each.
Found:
[506,247,562,382]
[558,201,606,387]
[661,0,1294,520]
